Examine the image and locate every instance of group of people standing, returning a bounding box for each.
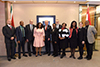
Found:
[2,19,97,61]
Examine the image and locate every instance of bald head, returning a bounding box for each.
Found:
[45,20,48,25]
[56,19,59,24]
[85,21,89,26]
[7,19,11,25]
[29,20,33,24]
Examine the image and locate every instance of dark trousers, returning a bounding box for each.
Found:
[61,49,66,55]
[5,41,15,59]
[52,42,58,55]
[27,40,35,55]
[18,37,25,57]
[79,44,84,57]
[86,41,94,59]
[58,39,61,54]
[45,38,51,54]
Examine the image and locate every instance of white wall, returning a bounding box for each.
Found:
[13,4,79,28]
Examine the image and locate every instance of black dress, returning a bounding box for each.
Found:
[59,28,69,49]
[70,29,77,49]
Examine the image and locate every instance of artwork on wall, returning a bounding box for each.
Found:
[37,15,56,26]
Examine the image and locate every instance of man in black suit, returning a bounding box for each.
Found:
[25,20,36,56]
[55,19,62,55]
[2,19,16,61]
[77,22,86,60]
[51,23,59,57]
[16,21,27,59]
[44,20,52,56]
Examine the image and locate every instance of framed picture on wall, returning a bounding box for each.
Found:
[37,15,56,26]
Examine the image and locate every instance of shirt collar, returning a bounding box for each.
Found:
[7,24,11,27]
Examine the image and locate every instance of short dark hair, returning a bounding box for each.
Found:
[70,21,77,29]
[36,22,43,29]
[52,23,56,25]
[62,22,67,26]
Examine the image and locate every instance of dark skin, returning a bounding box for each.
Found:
[70,22,77,58]
[17,21,24,44]
[72,22,76,29]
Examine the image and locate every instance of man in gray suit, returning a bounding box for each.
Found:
[85,21,97,60]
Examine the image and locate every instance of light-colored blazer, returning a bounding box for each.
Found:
[85,25,97,44]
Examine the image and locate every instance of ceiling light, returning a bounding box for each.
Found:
[74,1,76,3]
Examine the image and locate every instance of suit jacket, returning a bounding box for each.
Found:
[85,25,97,44]
[16,26,26,41]
[25,24,35,41]
[56,24,62,31]
[44,25,52,39]
[51,28,58,42]
[78,27,86,44]
[2,25,15,43]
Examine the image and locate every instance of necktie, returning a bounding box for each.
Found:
[9,26,12,30]
[30,25,33,31]
[45,26,47,31]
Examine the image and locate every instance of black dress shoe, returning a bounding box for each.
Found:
[73,56,76,59]
[48,53,51,56]
[11,57,16,59]
[39,53,42,56]
[84,56,88,59]
[54,55,58,57]
[60,55,64,59]
[87,58,91,60]
[18,56,21,59]
[35,55,38,57]
[23,55,28,57]
[69,55,73,58]
[8,59,11,61]
[78,57,83,60]
[29,54,32,57]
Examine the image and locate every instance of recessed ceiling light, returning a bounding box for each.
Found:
[74,1,76,3]
[14,1,16,2]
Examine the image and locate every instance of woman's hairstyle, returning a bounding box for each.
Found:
[70,21,77,29]
[36,22,43,29]
[62,22,67,26]
[52,23,56,25]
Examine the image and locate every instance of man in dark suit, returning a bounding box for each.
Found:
[16,21,27,59]
[25,20,36,56]
[55,19,62,55]
[44,20,52,56]
[2,19,16,61]
[78,22,86,60]
[85,21,97,60]
[51,23,59,57]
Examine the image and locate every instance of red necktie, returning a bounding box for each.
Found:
[9,26,12,30]
[45,26,47,31]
